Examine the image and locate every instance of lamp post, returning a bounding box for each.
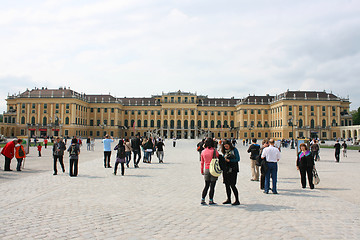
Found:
[248,126,253,140]
[288,118,297,149]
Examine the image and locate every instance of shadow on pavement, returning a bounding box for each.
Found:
[279,188,327,198]
[124,174,151,178]
[243,203,294,211]
[316,187,350,191]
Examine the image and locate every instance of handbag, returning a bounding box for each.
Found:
[313,168,320,185]
[209,149,222,177]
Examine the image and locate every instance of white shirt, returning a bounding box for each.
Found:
[261,145,280,162]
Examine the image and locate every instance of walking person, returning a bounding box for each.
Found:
[156,138,165,163]
[114,140,126,175]
[131,134,142,168]
[86,137,91,151]
[15,139,26,171]
[342,141,347,158]
[143,137,154,163]
[257,139,269,190]
[102,134,114,168]
[200,138,219,205]
[53,137,66,175]
[197,139,205,161]
[90,138,95,151]
[173,137,177,147]
[261,139,280,194]
[124,138,132,168]
[221,140,240,205]
[37,143,42,157]
[334,140,341,162]
[310,140,320,161]
[296,143,315,189]
[44,139,48,149]
[68,138,80,177]
[247,138,260,181]
[1,139,17,171]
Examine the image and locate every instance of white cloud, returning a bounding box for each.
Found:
[0,0,360,113]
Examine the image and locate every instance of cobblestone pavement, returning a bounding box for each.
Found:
[0,140,359,239]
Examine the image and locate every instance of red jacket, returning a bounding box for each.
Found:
[1,140,16,159]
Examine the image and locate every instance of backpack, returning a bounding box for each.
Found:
[117,145,126,159]
[18,146,25,157]
[70,145,77,157]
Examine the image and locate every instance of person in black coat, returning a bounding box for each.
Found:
[296,143,315,189]
[257,139,269,190]
[334,140,341,162]
[221,140,240,205]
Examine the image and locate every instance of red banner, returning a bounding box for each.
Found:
[39,129,47,131]
[52,129,60,131]
[29,129,36,131]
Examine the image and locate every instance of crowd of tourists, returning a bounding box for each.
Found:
[0,133,166,177]
[0,134,353,203]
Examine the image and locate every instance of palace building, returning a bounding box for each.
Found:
[0,87,352,140]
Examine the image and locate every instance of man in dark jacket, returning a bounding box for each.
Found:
[1,139,17,171]
[53,137,66,175]
[131,134,142,168]
[247,138,260,181]
[334,140,341,162]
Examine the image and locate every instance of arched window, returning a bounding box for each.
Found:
[217,120,221,128]
[124,119,128,127]
[170,120,174,129]
[184,120,188,129]
[197,120,201,128]
[12,118,15,124]
[164,120,168,128]
[157,120,161,128]
[65,117,69,125]
[332,119,337,126]
[177,120,181,128]
[211,120,214,128]
[322,119,326,128]
[43,117,47,126]
[230,120,234,128]
[150,120,154,127]
[21,116,25,124]
[144,120,148,128]
[204,120,208,128]
[298,119,303,128]
[137,120,141,127]
[31,116,35,124]
[310,119,315,128]
[224,120,228,128]
[190,120,195,129]
[131,120,135,128]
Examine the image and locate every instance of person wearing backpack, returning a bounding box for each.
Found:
[113,140,126,175]
[53,137,66,175]
[247,138,260,181]
[67,138,80,177]
[15,139,26,171]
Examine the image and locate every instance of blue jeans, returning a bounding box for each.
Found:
[125,152,131,165]
[265,162,278,193]
[144,151,152,162]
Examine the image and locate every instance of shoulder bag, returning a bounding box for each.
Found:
[313,168,320,185]
[209,150,222,177]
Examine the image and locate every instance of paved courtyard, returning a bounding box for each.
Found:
[0,139,359,239]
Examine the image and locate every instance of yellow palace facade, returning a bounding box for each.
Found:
[0,88,352,140]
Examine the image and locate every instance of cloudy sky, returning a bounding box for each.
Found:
[1,0,360,113]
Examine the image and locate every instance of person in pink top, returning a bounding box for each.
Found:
[200,138,219,205]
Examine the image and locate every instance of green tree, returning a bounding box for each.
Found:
[352,107,360,125]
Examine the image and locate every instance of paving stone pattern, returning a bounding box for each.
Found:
[0,140,359,239]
